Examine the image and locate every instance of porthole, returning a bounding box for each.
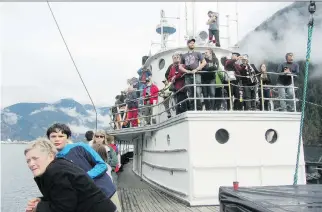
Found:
[167,134,170,145]
[265,129,278,144]
[159,58,165,70]
[215,129,229,144]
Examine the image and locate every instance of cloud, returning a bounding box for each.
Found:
[238,2,322,73]
[59,107,111,132]
[1,110,19,125]
[30,105,57,115]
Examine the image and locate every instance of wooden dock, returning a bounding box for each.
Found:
[117,161,220,212]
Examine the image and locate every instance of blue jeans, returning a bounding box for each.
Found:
[277,84,294,111]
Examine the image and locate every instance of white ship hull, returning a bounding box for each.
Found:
[111,111,306,206]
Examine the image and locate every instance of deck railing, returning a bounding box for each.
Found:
[109,71,299,130]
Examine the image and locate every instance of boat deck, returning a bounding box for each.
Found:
[117,161,220,212]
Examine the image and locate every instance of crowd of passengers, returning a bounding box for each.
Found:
[25,123,123,212]
[112,38,299,129]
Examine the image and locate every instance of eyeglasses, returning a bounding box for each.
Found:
[95,135,105,138]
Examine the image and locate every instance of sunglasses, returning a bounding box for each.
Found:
[95,135,105,138]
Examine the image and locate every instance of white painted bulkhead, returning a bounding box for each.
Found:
[143,46,232,89]
[128,111,306,206]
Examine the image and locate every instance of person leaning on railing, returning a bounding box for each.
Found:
[258,63,271,111]
[125,85,139,127]
[142,77,159,125]
[24,139,117,212]
[239,54,260,111]
[202,48,219,111]
[159,78,172,118]
[168,53,187,115]
[180,38,207,111]
[276,52,299,112]
[223,52,243,110]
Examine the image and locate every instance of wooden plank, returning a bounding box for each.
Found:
[117,162,220,212]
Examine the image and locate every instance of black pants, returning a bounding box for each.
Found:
[202,77,216,110]
[176,91,187,115]
[225,81,242,110]
[244,85,257,110]
[214,87,225,110]
[209,29,220,47]
[259,88,270,111]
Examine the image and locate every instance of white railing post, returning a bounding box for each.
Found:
[291,75,297,112]
[194,73,197,111]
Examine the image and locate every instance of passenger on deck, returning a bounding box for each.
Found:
[276,52,299,112]
[85,130,94,143]
[258,63,271,111]
[106,135,121,186]
[137,56,151,105]
[239,54,260,111]
[180,38,207,111]
[206,11,220,47]
[224,52,243,110]
[92,143,113,181]
[168,53,187,115]
[90,131,119,183]
[142,77,159,125]
[45,124,119,209]
[202,48,219,110]
[126,85,139,127]
[114,94,126,130]
[24,138,117,212]
[159,78,172,119]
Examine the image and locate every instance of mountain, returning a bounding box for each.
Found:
[239,2,322,145]
[1,98,111,141]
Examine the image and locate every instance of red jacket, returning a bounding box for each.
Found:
[168,64,186,91]
[224,59,242,75]
[143,84,159,105]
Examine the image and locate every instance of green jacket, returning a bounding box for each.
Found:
[215,68,225,87]
[107,146,118,170]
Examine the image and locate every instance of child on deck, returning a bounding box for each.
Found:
[92,143,113,182]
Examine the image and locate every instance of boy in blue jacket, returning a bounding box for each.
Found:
[45,123,121,211]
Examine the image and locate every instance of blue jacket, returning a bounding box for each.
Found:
[56,142,116,198]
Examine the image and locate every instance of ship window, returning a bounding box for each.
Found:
[265,129,278,144]
[159,58,165,70]
[215,129,229,144]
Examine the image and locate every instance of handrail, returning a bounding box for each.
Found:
[109,71,300,129]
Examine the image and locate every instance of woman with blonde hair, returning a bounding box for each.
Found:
[90,130,119,170]
[24,138,116,212]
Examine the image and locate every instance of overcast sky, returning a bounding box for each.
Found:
[0,2,292,108]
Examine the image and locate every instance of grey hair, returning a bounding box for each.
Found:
[24,137,58,156]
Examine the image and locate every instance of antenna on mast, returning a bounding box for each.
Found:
[235,1,239,48]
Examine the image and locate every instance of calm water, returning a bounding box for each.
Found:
[1,144,41,212]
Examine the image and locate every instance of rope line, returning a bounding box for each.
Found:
[293,1,316,185]
[46,1,98,131]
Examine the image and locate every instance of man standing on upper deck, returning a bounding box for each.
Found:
[206,11,220,47]
[276,52,299,112]
[180,38,207,111]
[224,52,243,110]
